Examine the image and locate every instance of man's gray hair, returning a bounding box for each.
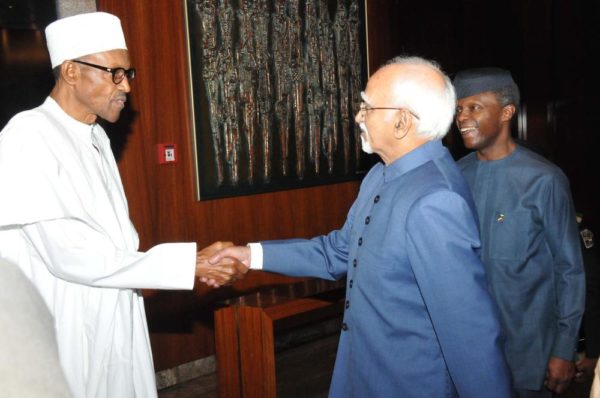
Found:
[384,56,456,140]
[493,85,520,111]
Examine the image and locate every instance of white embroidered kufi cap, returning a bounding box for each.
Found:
[45,12,127,68]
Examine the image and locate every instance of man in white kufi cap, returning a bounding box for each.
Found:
[0,11,246,398]
[45,12,127,70]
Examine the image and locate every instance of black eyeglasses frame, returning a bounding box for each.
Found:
[71,59,136,84]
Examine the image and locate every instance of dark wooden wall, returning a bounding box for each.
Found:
[0,1,56,130]
[95,0,600,371]
[365,0,600,226]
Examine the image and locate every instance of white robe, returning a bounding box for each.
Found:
[0,97,197,398]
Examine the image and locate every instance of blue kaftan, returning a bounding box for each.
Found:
[458,145,585,390]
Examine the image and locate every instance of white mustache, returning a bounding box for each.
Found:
[359,122,373,154]
[359,122,367,133]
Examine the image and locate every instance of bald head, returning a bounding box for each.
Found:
[369,56,456,140]
[356,56,455,164]
[377,61,446,94]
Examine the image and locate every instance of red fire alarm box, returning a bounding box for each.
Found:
[157,143,177,164]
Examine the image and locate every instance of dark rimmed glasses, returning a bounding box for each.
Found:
[71,60,136,84]
[359,102,420,120]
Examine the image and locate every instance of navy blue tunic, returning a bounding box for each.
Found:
[459,145,585,390]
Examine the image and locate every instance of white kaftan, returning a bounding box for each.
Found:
[0,97,197,398]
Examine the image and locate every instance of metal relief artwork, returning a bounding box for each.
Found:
[305,0,322,175]
[255,0,273,183]
[348,0,363,169]
[187,0,368,200]
[334,1,350,173]
[319,1,339,174]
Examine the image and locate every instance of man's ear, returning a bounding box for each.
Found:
[393,110,412,140]
[501,104,516,122]
[60,61,79,85]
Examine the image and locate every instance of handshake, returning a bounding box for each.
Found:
[194,241,252,287]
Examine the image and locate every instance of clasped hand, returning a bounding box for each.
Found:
[544,356,575,394]
[195,241,249,287]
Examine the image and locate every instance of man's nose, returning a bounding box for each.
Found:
[456,110,469,123]
[119,77,131,93]
[354,109,362,124]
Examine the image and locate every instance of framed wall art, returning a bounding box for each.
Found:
[184,0,370,200]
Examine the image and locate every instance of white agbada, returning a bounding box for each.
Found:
[0,97,197,398]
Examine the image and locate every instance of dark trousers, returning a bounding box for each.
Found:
[514,388,553,398]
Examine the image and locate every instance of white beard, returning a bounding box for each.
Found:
[359,122,374,154]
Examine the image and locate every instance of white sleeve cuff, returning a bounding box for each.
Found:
[247,242,264,270]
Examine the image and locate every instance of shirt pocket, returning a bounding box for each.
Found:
[488,210,529,261]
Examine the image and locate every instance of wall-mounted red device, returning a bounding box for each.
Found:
[157,143,177,164]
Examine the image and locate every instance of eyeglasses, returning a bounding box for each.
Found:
[359,102,420,120]
[71,60,136,84]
